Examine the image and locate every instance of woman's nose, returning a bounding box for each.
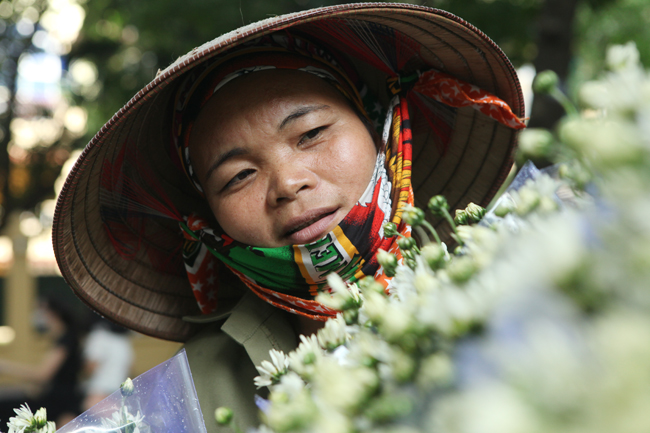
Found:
[267,162,319,206]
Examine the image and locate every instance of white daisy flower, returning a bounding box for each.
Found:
[7,404,56,433]
[101,406,146,433]
[316,314,349,351]
[254,349,289,388]
[315,274,361,311]
[288,334,323,377]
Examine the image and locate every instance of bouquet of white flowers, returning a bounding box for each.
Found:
[243,42,650,433]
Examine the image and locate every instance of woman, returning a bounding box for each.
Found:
[0,297,83,427]
[53,4,525,431]
[82,315,133,411]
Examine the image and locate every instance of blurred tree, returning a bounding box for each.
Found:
[2,0,649,229]
[575,0,650,80]
[0,0,54,227]
[527,0,581,129]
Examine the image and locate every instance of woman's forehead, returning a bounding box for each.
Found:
[193,70,349,133]
[215,69,344,106]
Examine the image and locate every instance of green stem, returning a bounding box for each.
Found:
[414,226,431,246]
[230,421,244,433]
[420,221,441,245]
[551,88,579,118]
[441,209,464,247]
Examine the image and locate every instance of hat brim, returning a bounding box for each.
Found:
[53,3,524,342]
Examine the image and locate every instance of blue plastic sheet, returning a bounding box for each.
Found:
[57,349,206,433]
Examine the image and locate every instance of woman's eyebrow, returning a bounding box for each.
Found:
[278,104,330,130]
[204,147,248,181]
[203,104,330,181]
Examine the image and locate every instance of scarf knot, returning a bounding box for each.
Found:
[387,70,421,97]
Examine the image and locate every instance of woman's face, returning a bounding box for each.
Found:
[189,69,378,248]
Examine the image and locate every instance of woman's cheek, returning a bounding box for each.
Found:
[211,195,238,224]
[212,189,268,237]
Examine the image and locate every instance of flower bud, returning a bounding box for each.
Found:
[558,161,591,190]
[465,203,486,223]
[379,304,413,342]
[515,187,540,216]
[317,315,349,350]
[533,70,559,94]
[383,221,398,237]
[402,205,425,226]
[606,41,639,72]
[33,408,48,427]
[376,249,397,277]
[376,249,397,268]
[494,198,515,217]
[318,274,361,311]
[560,117,642,170]
[558,117,591,152]
[427,195,449,216]
[390,348,416,382]
[358,277,385,296]
[518,128,555,160]
[421,244,445,271]
[414,272,438,294]
[539,196,559,213]
[446,256,477,283]
[215,407,234,425]
[454,209,469,226]
[396,236,417,251]
[364,394,414,423]
[363,291,389,322]
[343,308,359,325]
[120,378,134,397]
[418,353,454,388]
[578,81,609,109]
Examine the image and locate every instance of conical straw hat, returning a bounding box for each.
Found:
[53,3,524,341]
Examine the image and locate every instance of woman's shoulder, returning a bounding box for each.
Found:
[181,320,260,433]
[182,292,302,433]
[184,291,299,364]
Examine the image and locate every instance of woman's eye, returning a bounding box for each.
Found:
[224,169,255,190]
[299,126,327,145]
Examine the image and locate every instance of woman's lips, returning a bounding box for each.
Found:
[284,207,340,245]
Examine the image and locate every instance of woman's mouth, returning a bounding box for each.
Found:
[283,207,340,245]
